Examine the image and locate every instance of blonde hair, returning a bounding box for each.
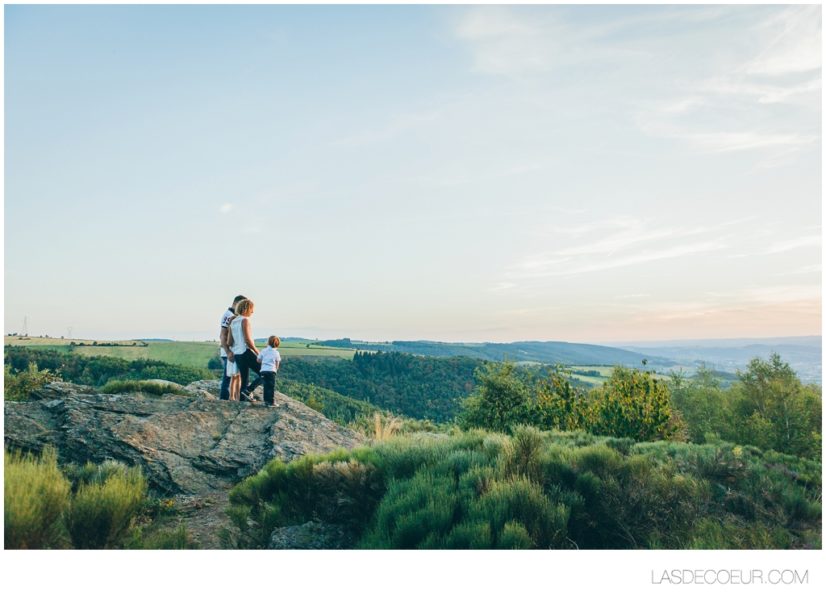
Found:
[235,299,254,316]
[268,335,281,348]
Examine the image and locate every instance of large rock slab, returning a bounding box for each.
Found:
[4,381,365,496]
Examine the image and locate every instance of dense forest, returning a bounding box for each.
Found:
[281,352,484,421]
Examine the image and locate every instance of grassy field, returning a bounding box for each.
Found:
[4,336,355,369]
[567,365,675,386]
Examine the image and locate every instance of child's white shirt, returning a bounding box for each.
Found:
[257,346,281,372]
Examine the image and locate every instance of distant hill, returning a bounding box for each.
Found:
[614,336,822,384]
[313,338,674,368]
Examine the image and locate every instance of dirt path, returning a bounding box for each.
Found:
[173,490,238,549]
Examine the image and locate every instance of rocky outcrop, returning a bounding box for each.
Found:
[4,381,366,497]
[268,521,354,549]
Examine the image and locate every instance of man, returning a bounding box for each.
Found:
[219,295,247,400]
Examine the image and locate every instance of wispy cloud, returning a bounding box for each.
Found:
[728,234,821,258]
[766,236,822,254]
[633,5,820,156]
[219,203,234,214]
[741,5,821,76]
[637,118,817,154]
[505,217,734,280]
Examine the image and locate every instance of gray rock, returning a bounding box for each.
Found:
[268,521,353,549]
[4,381,365,497]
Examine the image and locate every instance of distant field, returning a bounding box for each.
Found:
[567,365,675,386]
[4,336,355,369]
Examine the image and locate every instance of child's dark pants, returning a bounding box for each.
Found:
[262,371,277,405]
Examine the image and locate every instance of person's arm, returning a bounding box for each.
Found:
[242,318,259,356]
[220,325,235,362]
[226,319,236,361]
[275,352,281,373]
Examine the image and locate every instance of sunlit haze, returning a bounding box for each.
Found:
[4,4,821,343]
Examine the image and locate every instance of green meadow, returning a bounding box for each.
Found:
[4,336,355,369]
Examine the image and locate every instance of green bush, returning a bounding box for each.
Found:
[4,362,56,401]
[4,447,71,549]
[466,477,569,549]
[362,470,459,548]
[67,464,147,549]
[227,426,821,550]
[100,380,184,395]
[501,425,544,483]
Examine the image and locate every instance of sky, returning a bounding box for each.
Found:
[3,3,822,344]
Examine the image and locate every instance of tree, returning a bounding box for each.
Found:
[588,367,678,441]
[534,368,589,431]
[460,363,532,432]
[668,366,729,443]
[730,354,821,458]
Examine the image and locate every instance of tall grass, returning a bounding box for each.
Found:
[5,447,155,549]
[67,464,148,548]
[227,429,822,550]
[4,447,71,549]
[372,413,402,442]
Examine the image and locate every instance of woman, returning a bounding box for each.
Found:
[227,298,264,402]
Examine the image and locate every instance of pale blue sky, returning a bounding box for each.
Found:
[4,4,821,343]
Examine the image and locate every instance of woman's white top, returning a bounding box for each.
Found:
[229,316,248,355]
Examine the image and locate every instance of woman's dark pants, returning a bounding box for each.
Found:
[236,349,263,397]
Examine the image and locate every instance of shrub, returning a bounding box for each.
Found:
[67,464,147,549]
[100,380,184,396]
[499,521,535,549]
[226,426,821,550]
[443,520,492,548]
[228,452,385,548]
[361,470,459,549]
[4,447,71,549]
[466,477,569,549]
[4,362,56,401]
[501,425,544,483]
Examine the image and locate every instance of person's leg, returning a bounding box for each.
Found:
[237,353,250,397]
[219,357,230,400]
[262,372,274,405]
[239,350,263,395]
[248,359,264,394]
[230,374,241,401]
[238,350,260,400]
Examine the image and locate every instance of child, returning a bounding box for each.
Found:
[257,335,282,406]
